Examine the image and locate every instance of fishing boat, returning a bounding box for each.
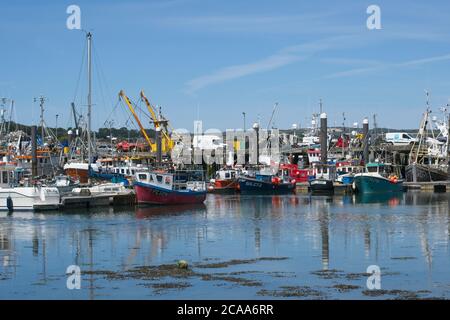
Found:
[0,163,60,211]
[134,169,207,205]
[405,163,448,182]
[406,99,449,182]
[353,163,404,194]
[335,161,363,185]
[238,167,296,194]
[208,168,238,193]
[309,164,336,194]
[63,162,99,184]
[71,182,132,196]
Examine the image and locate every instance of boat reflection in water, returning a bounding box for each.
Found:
[354,192,404,205]
[135,203,207,219]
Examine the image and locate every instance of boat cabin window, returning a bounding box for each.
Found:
[225,172,230,179]
[138,174,147,180]
[157,175,163,183]
[367,166,379,173]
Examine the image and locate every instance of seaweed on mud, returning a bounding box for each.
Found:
[345,272,371,280]
[362,289,430,299]
[310,269,345,279]
[195,257,288,269]
[141,281,192,294]
[126,264,197,280]
[82,270,126,280]
[257,286,324,298]
[200,274,262,287]
[331,284,361,292]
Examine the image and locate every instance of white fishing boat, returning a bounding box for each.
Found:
[0,162,60,211]
[71,182,132,196]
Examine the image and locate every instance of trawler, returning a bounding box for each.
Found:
[134,167,207,205]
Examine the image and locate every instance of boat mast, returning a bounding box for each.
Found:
[87,32,92,166]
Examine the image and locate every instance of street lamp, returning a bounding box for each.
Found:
[55,114,59,138]
[242,112,246,131]
[292,123,298,144]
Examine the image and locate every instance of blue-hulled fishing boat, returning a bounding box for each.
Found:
[353,163,404,194]
[238,167,296,194]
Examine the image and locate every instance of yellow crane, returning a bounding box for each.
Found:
[140,90,174,153]
[118,90,155,152]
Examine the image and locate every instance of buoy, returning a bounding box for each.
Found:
[177,260,189,269]
[6,196,13,212]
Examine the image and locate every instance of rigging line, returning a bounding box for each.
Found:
[93,53,108,127]
[73,40,87,103]
[103,99,122,125]
[92,44,115,108]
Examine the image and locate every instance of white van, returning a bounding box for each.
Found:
[385,132,418,145]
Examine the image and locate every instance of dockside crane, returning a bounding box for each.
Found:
[119,90,155,152]
[140,90,174,153]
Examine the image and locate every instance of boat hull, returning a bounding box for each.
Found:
[310,179,334,194]
[0,187,60,211]
[134,181,207,205]
[354,175,404,194]
[207,180,238,193]
[405,163,448,182]
[238,177,295,194]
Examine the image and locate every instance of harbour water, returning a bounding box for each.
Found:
[1,192,450,299]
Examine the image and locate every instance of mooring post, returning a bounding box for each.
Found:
[320,113,328,163]
[363,118,369,165]
[156,127,162,166]
[252,122,260,165]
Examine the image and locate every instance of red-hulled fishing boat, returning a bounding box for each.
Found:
[134,169,207,205]
[207,168,238,193]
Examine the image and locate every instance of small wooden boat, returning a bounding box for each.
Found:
[309,164,336,194]
[208,168,238,193]
[310,178,334,194]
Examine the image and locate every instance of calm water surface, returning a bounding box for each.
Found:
[1,192,450,299]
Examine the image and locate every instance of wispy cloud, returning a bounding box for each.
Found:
[185,52,303,94]
[184,35,363,94]
[324,53,450,79]
[155,12,356,35]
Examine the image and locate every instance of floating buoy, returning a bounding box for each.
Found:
[177,260,189,269]
[6,196,13,212]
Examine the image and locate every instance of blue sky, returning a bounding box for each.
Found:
[1,0,450,131]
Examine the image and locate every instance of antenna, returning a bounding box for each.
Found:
[33,95,48,141]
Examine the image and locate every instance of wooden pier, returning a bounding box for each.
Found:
[60,192,136,209]
[296,182,353,194]
[403,181,450,192]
